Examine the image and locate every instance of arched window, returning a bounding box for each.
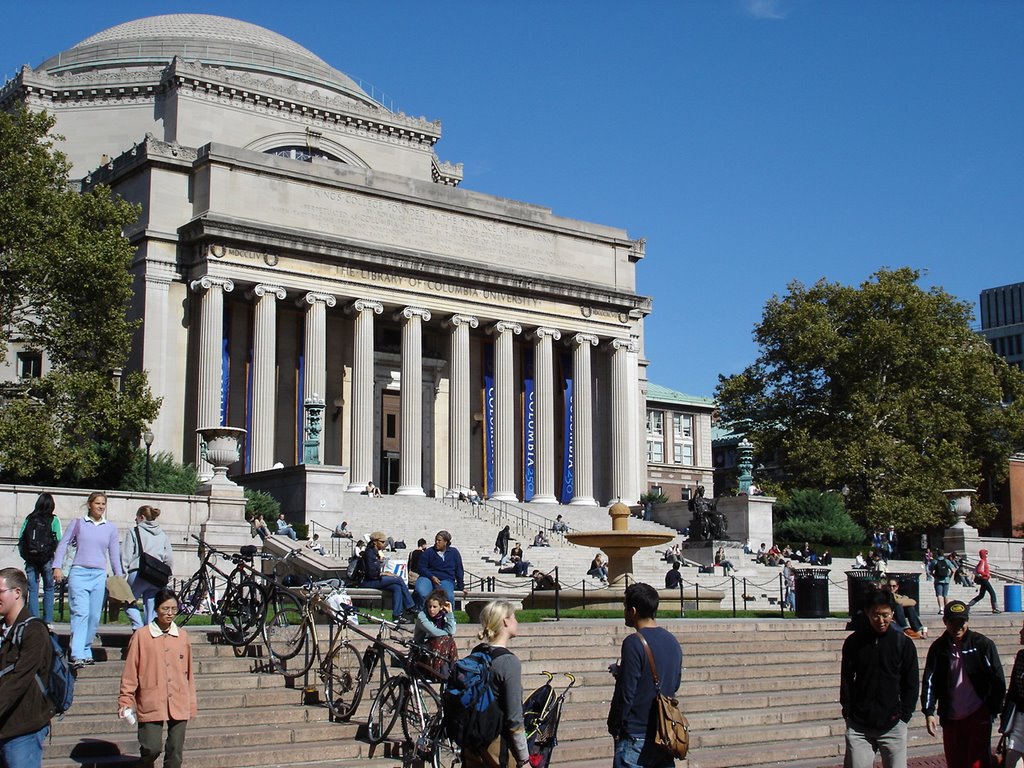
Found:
[264,146,344,163]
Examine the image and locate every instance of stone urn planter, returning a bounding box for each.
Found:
[197,426,247,491]
[942,488,976,529]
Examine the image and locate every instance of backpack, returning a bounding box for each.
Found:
[1,616,75,717]
[443,645,511,748]
[18,514,58,567]
[932,559,950,580]
[346,554,365,585]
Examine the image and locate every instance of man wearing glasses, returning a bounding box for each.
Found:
[921,600,1005,768]
[0,567,54,768]
[840,588,919,768]
[884,578,928,639]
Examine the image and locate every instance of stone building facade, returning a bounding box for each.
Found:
[0,14,650,506]
[644,383,714,502]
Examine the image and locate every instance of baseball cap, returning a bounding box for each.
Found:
[944,600,970,621]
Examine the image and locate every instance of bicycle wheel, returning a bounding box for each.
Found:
[263,589,308,661]
[367,675,405,744]
[402,679,440,745]
[219,578,265,647]
[321,642,363,721]
[176,573,207,626]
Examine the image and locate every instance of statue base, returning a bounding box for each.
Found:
[679,539,743,567]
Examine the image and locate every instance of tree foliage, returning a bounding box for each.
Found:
[0,107,160,486]
[716,268,1024,532]
[774,489,865,546]
[118,449,198,496]
[245,489,281,522]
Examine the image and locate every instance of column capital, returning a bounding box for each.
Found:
[190,275,234,294]
[249,284,287,301]
[488,320,522,337]
[349,299,384,315]
[396,306,431,322]
[610,337,639,353]
[299,291,337,308]
[570,332,599,348]
[531,327,562,342]
[446,314,479,330]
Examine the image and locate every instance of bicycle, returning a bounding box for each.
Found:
[366,637,447,754]
[176,535,267,647]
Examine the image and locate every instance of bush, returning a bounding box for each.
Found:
[774,489,865,546]
[245,489,280,521]
[117,449,198,495]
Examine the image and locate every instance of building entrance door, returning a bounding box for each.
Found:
[381,393,400,494]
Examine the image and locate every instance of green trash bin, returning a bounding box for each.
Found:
[794,568,830,618]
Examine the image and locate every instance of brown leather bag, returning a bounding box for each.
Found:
[635,632,690,760]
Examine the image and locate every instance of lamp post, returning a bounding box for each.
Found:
[143,430,154,491]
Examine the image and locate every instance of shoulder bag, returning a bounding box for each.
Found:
[134,527,172,588]
[635,631,690,760]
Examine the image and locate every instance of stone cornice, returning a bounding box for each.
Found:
[177,215,653,318]
[431,154,463,187]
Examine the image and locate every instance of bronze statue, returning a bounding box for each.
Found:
[688,485,727,541]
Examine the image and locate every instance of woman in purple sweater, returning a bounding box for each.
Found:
[53,492,124,667]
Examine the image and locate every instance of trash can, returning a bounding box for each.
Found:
[794,568,830,618]
[846,570,877,617]
[1005,584,1022,613]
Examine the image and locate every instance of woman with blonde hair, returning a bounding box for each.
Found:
[463,600,531,768]
[122,505,174,629]
[52,491,124,668]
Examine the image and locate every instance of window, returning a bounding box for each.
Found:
[646,410,663,463]
[17,351,42,379]
[673,413,694,466]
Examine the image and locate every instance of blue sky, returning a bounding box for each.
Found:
[5,1,1022,398]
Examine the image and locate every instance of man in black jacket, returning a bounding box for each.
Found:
[0,567,54,768]
[921,600,1005,768]
[840,588,919,768]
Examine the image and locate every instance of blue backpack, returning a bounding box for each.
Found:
[443,645,510,748]
[2,616,75,717]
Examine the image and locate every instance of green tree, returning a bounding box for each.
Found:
[118,449,199,495]
[716,268,1024,532]
[0,107,160,486]
[774,489,865,546]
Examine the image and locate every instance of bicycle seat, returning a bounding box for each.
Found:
[239,545,259,560]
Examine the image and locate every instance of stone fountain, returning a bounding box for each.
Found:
[567,500,675,586]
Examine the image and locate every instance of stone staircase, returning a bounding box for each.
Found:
[41,611,1024,768]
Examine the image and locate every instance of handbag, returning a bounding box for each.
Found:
[993,733,1007,768]
[635,632,690,760]
[106,575,136,604]
[134,527,172,588]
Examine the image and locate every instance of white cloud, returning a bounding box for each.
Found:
[745,0,790,20]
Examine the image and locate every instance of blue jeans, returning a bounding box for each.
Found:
[68,566,107,660]
[415,576,455,608]
[125,572,160,629]
[363,576,414,618]
[24,559,55,624]
[613,735,675,768]
[276,525,298,540]
[0,723,49,768]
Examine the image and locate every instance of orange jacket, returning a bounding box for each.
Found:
[118,622,198,722]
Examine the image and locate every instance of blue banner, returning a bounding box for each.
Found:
[482,342,496,497]
[219,324,230,427]
[560,353,574,504]
[244,339,253,472]
[523,348,535,501]
[296,318,305,465]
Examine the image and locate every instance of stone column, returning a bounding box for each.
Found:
[610,338,640,504]
[569,333,599,506]
[396,307,431,496]
[248,284,286,473]
[530,327,561,504]
[190,276,234,476]
[346,299,383,492]
[299,291,337,459]
[488,321,522,502]
[446,314,478,494]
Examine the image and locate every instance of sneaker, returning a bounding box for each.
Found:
[71,658,87,670]
[921,627,929,638]
[84,658,95,665]
[994,608,1002,614]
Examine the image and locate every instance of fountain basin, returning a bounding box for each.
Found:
[566,530,675,586]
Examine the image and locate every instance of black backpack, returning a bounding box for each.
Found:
[0,617,75,717]
[346,554,365,585]
[932,559,950,580]
[19,514,58,567]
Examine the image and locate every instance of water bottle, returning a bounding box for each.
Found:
[122,708,136,726]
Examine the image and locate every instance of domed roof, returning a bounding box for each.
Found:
[39,14,375,106]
